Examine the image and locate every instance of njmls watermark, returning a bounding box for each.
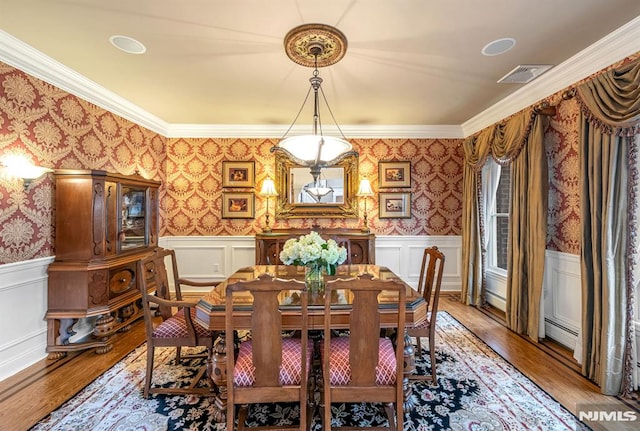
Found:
[577,404,639,424]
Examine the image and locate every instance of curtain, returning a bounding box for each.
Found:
[461,108,548,339]
[576,56,640,395]
[461,128,494,306]
[505,114,548,341]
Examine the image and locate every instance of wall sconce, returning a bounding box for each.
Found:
[0,155,53,191]
[259,177,279,233]
[356,178,374,233]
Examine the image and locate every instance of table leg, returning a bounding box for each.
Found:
[402,330,420,412]
[207,331,228,423]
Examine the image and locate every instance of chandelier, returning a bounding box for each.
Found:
[272,24,358,189]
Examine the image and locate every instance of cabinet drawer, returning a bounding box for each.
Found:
[109,264,137,299]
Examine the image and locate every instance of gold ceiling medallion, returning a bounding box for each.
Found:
[284,23,348,68]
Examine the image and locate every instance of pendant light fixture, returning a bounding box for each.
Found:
[272,24,358,185]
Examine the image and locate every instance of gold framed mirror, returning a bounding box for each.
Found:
[274,151,359,219]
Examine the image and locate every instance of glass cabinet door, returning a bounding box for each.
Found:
[119,186,147,251]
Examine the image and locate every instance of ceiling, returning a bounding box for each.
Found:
[1,0,640,137]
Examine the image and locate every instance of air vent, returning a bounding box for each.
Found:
[497,64,553,84]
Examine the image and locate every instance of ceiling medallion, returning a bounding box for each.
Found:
[284,23,348,68]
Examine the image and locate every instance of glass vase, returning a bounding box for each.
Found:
[305,265,325,294]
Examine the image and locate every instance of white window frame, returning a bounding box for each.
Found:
[484,160,509,278]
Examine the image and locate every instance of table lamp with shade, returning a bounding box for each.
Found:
[356,178,374,233]
[259,177,278,232]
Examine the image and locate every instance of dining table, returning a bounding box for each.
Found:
[195,264,427,423]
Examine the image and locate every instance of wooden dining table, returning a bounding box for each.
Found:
[195,264,427,423]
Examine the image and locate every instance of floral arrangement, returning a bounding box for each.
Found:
[279,231,348,275]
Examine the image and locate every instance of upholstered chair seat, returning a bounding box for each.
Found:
[152,308,211,339]
[233,338,314,387]
[320,337,397,386]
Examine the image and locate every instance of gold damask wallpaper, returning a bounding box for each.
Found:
[0,62,165,264]
[163,137,464,236]
[545,97,581,255]
[0,56,599,265]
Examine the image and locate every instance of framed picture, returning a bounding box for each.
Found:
[379,192,411,218]
[378,161,411,188]
[222,192,255,219]
[222,161,255,188]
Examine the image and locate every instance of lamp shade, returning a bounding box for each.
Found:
[259,178,278,197]
[277,135,353,166]
[356,178,374,197]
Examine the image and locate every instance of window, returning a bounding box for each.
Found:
[487,162,510,272]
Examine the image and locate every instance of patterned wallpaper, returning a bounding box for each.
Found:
[0,62,165,264]
[163,137,464,237]
[0,55,601,264]
[545,97,581,255]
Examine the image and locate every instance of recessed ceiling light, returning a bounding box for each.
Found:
[482,38,516,56]
[109,35,146,54]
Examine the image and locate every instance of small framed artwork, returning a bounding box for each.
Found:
[379,192,411,219]
[222,161,255,188]
[222,192,255,219]
[378,161,411,188]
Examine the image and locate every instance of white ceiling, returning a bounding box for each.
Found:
[1,0,639,138]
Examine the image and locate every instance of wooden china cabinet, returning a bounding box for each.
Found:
[255,228,375,265]
[46,170,160,358]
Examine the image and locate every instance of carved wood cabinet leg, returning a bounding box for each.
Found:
[208,331,228,423]
[93,314,115,354]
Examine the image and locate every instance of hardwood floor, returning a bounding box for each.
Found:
[1,294,637,431]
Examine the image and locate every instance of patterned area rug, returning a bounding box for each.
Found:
[32,312,589,430]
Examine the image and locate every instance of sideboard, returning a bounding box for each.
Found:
[46,170,160,358]
[255,228,375,265]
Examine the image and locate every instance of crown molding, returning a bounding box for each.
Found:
[462,15,640,137]
[165,123,464,139]
[0,29,169,135]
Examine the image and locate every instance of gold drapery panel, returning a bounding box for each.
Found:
[575,56,640,396]
[461,106,548,342]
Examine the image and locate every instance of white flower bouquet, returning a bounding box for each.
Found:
[279,231,348,275]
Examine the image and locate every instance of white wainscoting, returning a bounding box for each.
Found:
[161,235,463,293]
[543,250,582,350]
[485,268,508,311]
[0,257,53,382]
[485,249,583,350]
[374,235,462,292]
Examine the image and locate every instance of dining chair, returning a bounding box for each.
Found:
[137,247,218,398]
[226,274,314,431]
[321,273,406,430]
[407,246,445,384]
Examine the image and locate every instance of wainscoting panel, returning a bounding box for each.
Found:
[543,250,581,350]
[0,257,53,382]
[159,236,255,293]
[485,269,507,311]
[375,235,462,292]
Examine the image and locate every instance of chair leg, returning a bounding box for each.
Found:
[228,402,238,431]
[408,335,437,384]
[429,336,437,385]
[144,345,154,399]
[236,405,249,431]
[383,403,397,431]
[322,400,330,431]
[176,346,182,362]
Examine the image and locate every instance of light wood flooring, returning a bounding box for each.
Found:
[0,294,638,431]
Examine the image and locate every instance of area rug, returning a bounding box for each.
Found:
[31,312,589,430]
